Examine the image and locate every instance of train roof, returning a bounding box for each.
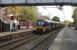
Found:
[37,19,61,23]
[44,19,54,22]
[44,19,60,23]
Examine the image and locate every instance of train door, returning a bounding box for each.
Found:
[49,22,53,30]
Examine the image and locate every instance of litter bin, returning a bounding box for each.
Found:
[6,23,10,32]
[18,25,20,29]
[2,21,4,32]
[4,23,7,32]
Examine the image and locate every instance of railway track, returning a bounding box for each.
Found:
[0,31,32,47]
[0,32,40,50]
[31,28,61,50]
[0,28,62,50]
[11,28,62,50]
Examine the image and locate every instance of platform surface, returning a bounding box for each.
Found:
[0,29,32,37]
[49,27,77,50]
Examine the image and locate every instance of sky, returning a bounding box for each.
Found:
[37,6,74,22]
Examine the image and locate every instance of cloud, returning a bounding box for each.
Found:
[37,6,74,22]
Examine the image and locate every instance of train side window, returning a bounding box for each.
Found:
[50,23,53,26]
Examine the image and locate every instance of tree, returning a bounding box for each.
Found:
[52,16,60,22]
[7,6,22,16]
[7,6,38,22]
[20,6,38,21]
[64,20,71,26]
[72,8,77,25]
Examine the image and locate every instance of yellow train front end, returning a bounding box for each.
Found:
[35,19,49,34]
[36,26,48,33]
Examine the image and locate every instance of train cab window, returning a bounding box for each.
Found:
[36,22,44,26]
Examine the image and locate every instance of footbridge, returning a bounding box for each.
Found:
[0,0,77,6]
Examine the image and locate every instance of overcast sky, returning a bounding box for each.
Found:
[37,6,74,22]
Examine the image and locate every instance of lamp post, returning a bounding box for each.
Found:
[0,7,2,32]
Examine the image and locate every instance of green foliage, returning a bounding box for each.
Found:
[72,8,77,25]
[7,6,22,16]
[7,6,38,22]
[64,20,71,26]
[52,16,60,22]
[19,6,38,22]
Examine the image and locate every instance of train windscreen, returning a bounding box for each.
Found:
[36,22,44,26]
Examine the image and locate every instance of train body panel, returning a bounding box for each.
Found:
[35,19,63,33]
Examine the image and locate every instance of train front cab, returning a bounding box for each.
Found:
[36,26,46,33]
[35,21,49,33]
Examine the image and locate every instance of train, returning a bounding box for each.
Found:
[34,19,64,33]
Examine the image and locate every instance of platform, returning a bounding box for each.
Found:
[0,29,32,37]
[49,27,77,50]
